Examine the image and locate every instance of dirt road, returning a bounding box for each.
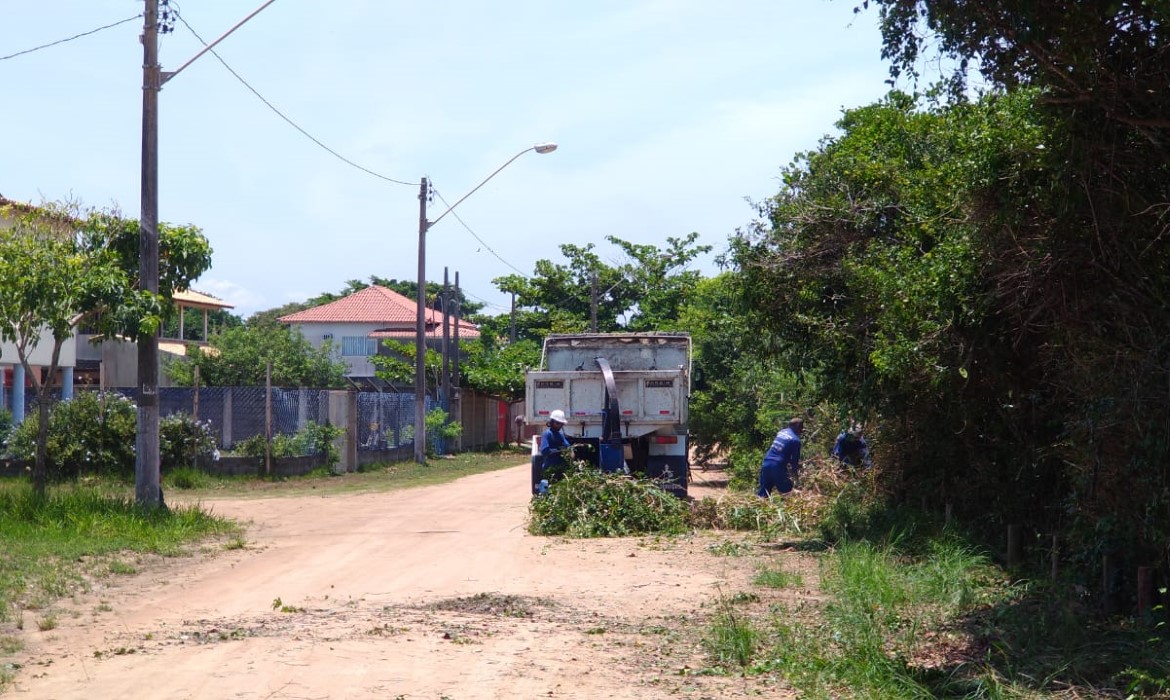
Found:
[10,464,784,699]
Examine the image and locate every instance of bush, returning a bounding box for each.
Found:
[230,421,343,469]
[4,391,138,480]
[425,408,462,456]
[527,465,691,537]
[159,412,218,471]
[165,465,214,490]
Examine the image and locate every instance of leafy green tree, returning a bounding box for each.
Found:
[370,339,443,396]
[488,234,711,340]
[459,337,542,402]
[857,0,1170,568]
[0,206,144,496]
[164,324,346,388]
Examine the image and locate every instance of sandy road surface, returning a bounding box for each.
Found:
[9,464,785,699]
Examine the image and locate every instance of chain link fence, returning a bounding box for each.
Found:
[3,386,435,454]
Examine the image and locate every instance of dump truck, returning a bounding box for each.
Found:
[524,332,691,497]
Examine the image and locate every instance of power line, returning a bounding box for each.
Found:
[431,188,529,275]
[178,16,417,187]
[0,14,141,62]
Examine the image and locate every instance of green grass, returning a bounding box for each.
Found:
[0,485,240,630]
[703,594,759,668]
[162,448,529,499]
[753,563,803,589]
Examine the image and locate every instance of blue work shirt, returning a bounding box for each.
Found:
[540,426,571,471]
[832,432,869,466]
[762,427,802,472]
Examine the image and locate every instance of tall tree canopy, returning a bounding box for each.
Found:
[488,233,711,340]
[0,202,212,494]
[164,324,347,388]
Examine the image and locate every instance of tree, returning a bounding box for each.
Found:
[370,339,442,396]
[0,204,163,495]
[488,234,712,339]
[858,0,1170,570]
[164,324,347,388]
[459,337,541,403]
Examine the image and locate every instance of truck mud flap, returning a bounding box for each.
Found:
[645,456,688,498]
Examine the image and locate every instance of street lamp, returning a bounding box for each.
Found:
[414,142,557,463]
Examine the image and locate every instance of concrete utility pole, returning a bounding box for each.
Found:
[442,267,451,410]
[137,0,162,508]
[591,271,599,333]
[510,291,517,343]
[137,0,277,507]
[414,177,429,464]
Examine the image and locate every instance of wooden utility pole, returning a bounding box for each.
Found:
[136,0,162,508]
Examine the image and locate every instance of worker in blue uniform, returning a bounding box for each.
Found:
[757,417,804,497]
[540,409,572,481]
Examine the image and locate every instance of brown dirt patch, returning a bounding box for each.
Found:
[6,463,814,699]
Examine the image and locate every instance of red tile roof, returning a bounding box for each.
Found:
[278,285,477,336]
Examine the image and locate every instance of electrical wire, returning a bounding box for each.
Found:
[431,188,529,275]
[0,14,142,62]
[178,16,417,187]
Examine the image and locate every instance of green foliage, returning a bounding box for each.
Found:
[489,233,711,341]
[0,483,238,626]
[704,595,759,668]
[527,466,690,537]
[425,408,462,456]
[165,324,346,388]
[164,466,214,490]
[459,338,541,401]
[371,339,442,395]
[753,564,802,589]
[231,421,342,468]
[4,392,137,480]
[158,413,218,470]
[3,394,218,481]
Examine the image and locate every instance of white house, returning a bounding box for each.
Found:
[279,285,479,378]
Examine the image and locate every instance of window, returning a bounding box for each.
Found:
[341,336,377,357]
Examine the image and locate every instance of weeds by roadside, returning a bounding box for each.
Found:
[0,485,239,630]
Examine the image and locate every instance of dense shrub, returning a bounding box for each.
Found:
[528,465,690,537]
[4,395,218,480]
[159,412,219,470]
[5,391,138,479]
[425,407,462,456]
[232,421,343,469]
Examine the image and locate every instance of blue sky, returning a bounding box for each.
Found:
[2,1,897,319]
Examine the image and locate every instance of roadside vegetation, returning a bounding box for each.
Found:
[0,484,240,688]
[527,458,1170,697]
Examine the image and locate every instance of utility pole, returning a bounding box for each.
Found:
[509,292,517,343]
[442,267,451,410]
[453,272,461,390]
[591,271,598,333]
[135,0,275,508]
[414,177,428,463]
[137,0,162,508]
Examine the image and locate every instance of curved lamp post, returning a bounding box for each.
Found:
[414,142,557,463]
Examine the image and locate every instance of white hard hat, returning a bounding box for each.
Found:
[549,409,567,424]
